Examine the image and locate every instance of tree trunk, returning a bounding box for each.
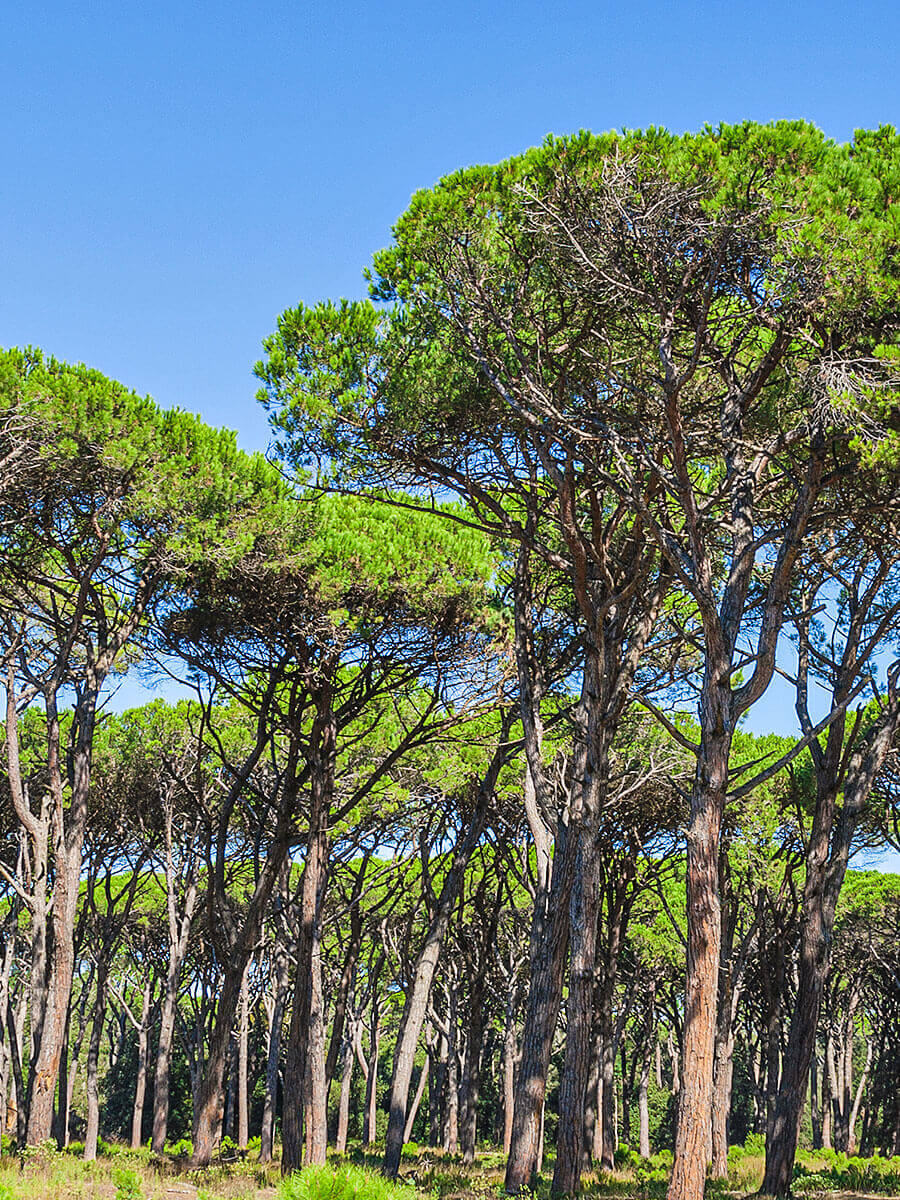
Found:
[405,1056,430,1143]
[282,692,333,1174]
[83,964,109,1161]
[152,878,197,1155]
[639,1037,652,1158]
[260,935,289,1164]
[382,735,508,1177]
[336,1038,354,1153]
[130,980,152,1149]
[667,722,729,1200]
[504,818,577,1191]
[502,1000,517,1156]
[192,959,249,1165]
[364,1017,381,1147]
[238,967,250,1150]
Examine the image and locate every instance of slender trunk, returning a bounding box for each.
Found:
[364,1017,381,1147]
[429,1035,445,1148]
[152,881,197,1154]
[504,818,577,1191]
[27,691,97,1146]
[710,1030,735,1178]
[336,1037,354,1153]
[303,912,328,1164]
[260,937,289,1164]
[460,1004,485,1164]
[130,980,152,1150]
[83,964,109,1162]
[821,1045,832,1150]
[763,695,900,1194]
[282,694,333,1174]
[325,855,369,1090]
[405,1055,430,1143]
[238,966,249,1150]
[192,959,248,1164]
[5,993,26,1147]
[502,999,517,1156]
[847,1037,872,1154]
[810,1053,822,1150]
[639,1036,652,1158]
[582,1015,602,1171]
[444,988,459,1155]
[383,734,508,1177]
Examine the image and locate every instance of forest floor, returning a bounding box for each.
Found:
[0,1145,898,1200]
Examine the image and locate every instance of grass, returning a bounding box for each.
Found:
[0,1141,898,1200]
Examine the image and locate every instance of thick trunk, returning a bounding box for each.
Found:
[667,723,729,1200]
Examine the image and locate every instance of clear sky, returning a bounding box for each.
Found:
[5,0,900,865]
[4,0,899,453]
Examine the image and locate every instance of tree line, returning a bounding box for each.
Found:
[2,120,900,1199]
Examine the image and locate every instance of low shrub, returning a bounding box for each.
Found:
[112,1166,144,1200]
[793,1151,900,1196]
[280,1163,420,1200]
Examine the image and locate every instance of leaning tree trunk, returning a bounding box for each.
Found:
[763,699,900,1195]
[382,732,509,1178]
[191,954,252,1165]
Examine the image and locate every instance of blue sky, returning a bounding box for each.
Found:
[4,0,899,454]
[4,1,900,865]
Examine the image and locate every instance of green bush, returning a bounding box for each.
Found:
[280,1163,420,1200]
[168,1137,194,1157]
[113,1167,143,1200]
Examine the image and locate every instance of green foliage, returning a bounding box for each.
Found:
[112,1166,144,1200]
[794,1152,900,1195]
[279,1163,419,1200]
